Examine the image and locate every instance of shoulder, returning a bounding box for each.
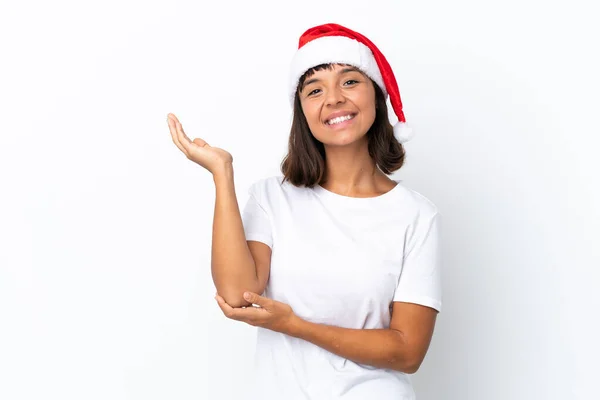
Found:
[247,174,303,203]
[249,175,307,195]
[248,175,285,194]
[394,181,440,220]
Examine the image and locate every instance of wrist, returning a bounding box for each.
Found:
[286,314,306,338]
[212,163,234,183]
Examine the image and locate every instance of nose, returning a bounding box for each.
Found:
[324,85,345,106]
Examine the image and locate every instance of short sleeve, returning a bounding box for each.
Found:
[241,183,273,250]
[393,211,442,312]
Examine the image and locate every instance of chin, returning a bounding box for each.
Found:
[317,131,367,146]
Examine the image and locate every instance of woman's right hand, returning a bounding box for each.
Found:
[167,113,233,174]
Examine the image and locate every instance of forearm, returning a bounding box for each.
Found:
[288,317,417,373]
[211,164,259,307]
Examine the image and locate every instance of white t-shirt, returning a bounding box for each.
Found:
[241,175,442,400]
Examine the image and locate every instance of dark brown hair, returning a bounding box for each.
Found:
[280,63,406,187]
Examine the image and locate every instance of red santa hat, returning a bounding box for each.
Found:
[289,23,414,143]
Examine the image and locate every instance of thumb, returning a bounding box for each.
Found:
[244,292,267,306]
[193,137,211,146]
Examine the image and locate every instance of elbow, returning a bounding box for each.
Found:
[389,330,424,374]
[213,278,262,309]
[217,283,263,309]
[401,358,423,374]
[220,292,251,308]
[218,288,253,308]
[390,354,423,374]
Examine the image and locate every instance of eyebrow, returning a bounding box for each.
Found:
[302,67,361,89]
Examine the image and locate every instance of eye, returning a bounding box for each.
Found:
[307,88,321,96]
[344,79,359,86]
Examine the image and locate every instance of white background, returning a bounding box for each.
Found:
[1,0,598,399]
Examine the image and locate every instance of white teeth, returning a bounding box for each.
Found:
[326,114,354,125]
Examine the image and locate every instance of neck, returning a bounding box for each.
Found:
[321,141,389,196]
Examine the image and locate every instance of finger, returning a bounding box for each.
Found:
[168,119,187,155]
[167,112,180,124]
[169,114,194,153]
[192,137,209,148]
[215,295,251,321]
[169,114,212,156]
[177,121,211,159]
[167,115,188,156]
[173,118,213,149]
[214,295,236,319]
[174,119,195,154]
[215,295,263,322]
[243,292,270,308]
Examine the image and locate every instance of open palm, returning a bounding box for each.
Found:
[167,113,233,174]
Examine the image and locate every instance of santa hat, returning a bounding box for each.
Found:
[289,23,414,143]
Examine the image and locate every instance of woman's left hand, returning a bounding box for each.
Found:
[215,292,298,335]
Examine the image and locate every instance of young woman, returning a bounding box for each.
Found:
[168,23,442,400]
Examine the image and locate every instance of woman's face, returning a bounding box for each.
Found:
[298,64,376,147]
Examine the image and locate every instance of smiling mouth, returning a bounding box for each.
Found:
[325,114,356,125]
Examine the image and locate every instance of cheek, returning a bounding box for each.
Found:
[301,104,322,127]
[367,106,377,125]
[360,94,377,125]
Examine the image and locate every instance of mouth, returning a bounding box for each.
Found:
[324,113,356,126]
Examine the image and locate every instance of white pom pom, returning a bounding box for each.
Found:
[393,122,414,143]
